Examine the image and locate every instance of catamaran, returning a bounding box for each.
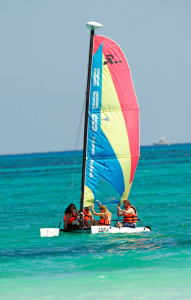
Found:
[40,21,151,237]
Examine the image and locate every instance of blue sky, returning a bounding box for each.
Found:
[0,0,190,155]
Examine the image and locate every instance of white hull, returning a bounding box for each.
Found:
[40,228,89,237]
[153,142,170,146]
[40,228,60,237]
[91,226,151,234]
[40,226,151,237]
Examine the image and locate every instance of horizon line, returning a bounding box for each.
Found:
[0,142,191,157]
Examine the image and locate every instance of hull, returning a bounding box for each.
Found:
[153,142,170,146]
[40,228,60,237]
[91,226,151,234]
[40,226,151,237]
[40,227,90,237]
[60,228,90,233]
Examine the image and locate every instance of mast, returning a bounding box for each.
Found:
[79,22,103,228]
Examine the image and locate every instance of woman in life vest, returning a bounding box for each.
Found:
[88,203,111,228]
[83,207,93,226]
[64,204,79,229]
[115,199,138,228]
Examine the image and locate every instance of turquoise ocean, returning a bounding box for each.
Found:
[1,143,191,299]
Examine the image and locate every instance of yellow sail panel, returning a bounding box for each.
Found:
[84,185,94,207]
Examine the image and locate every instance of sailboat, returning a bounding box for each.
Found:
[153,137,170,146]
[40,21,151,237]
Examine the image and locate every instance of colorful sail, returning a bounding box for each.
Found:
[84,35,139,207]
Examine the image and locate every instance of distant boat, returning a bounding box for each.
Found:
[153,137,170,146]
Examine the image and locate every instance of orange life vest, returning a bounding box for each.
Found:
[100,214,111,226]
[123,206,138,223]
[83,209,91,222]
[64,211,77,225]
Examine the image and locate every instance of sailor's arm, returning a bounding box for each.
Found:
[117,202,124,217]
[64,213,71,229]
[91,203,100,216]
[98,202,108,219]
[89,211,93,220]
[119,207,134,215]
[91,203,105,218]
[74,206,79,217]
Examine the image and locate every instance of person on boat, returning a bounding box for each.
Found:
[64,204,79,230]
[115,199,138,228]
[88,203,111,227]
[83,206,93,226]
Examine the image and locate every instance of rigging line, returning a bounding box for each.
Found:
[59,97,86,222]
[42,198,66,228]
[70,187,79,199]
[70,98,86,188]
[68,102,85,199]
[42,97,86,228]
[86,154,140,161]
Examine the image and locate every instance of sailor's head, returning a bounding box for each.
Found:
[99,205,107,213]
[123,200,131,209]
[69,204,76,210]
[85,206,90,211]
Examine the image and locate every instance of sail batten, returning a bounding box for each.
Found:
[100,108,139,112]
[86,155,139,160]
[84,35,139,206]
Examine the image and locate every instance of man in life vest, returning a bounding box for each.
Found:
[83,207,93,226]
[115,199,138,228]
